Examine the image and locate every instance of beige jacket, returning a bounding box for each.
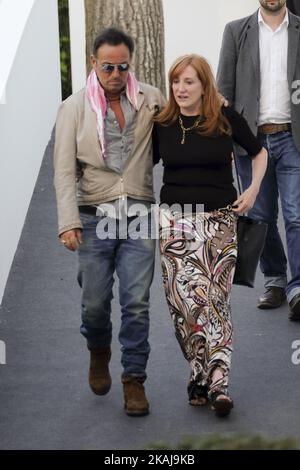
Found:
[54,83,165,236]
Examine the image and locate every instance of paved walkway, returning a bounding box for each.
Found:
[1,136,300,449]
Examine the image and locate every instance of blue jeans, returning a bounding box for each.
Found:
[77,211,156,378]
[237,131,300,303]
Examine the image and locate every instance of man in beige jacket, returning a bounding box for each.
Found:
[54,28,164,416]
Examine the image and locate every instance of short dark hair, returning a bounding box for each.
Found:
[93,27,134,57]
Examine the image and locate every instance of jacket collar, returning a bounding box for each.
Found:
[246,9,300,87]
[246,11,260,83]
[137,84,145,110]
[287,10,300,86]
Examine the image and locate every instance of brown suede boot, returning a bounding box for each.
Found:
[88,347,111,395]
[122,376,149,416]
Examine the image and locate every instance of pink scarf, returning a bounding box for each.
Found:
[86,69,140,158]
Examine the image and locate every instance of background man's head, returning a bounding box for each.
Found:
[259,0,287,13]
[91,27,135,95]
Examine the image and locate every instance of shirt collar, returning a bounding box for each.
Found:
[258,8,289,31]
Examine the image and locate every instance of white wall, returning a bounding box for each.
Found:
[69,0,86,93]
[0,0,35,105]
[163,0,258,77]
[0,0,61,304]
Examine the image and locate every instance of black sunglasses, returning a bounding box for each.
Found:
[100,63,130,73]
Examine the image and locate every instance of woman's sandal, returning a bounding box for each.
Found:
[188,382,208,406]
[210,391,234,417]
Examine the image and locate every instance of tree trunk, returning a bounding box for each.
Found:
[84,0,165,95]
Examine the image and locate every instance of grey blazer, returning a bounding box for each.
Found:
[217,9,300,153]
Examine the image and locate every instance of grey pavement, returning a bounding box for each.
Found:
[1,135,300,450]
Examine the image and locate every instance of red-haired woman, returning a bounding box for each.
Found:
[153,55,267,417]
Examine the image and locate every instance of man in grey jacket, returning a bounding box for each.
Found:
[54,28,164,416]
[217,0,300,320]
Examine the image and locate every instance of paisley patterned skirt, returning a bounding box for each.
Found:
[159,207,237,396]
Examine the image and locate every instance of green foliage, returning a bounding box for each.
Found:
[146,434,300,450]
[58,0,72,99]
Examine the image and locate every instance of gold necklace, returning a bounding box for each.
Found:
[178,114,203,144]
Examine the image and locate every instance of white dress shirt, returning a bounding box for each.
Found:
[258,8,291,126]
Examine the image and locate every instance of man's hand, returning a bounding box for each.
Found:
[60,229,82,252]
[218,93,229,107]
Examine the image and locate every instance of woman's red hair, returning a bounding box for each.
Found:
[155,54,231,136]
